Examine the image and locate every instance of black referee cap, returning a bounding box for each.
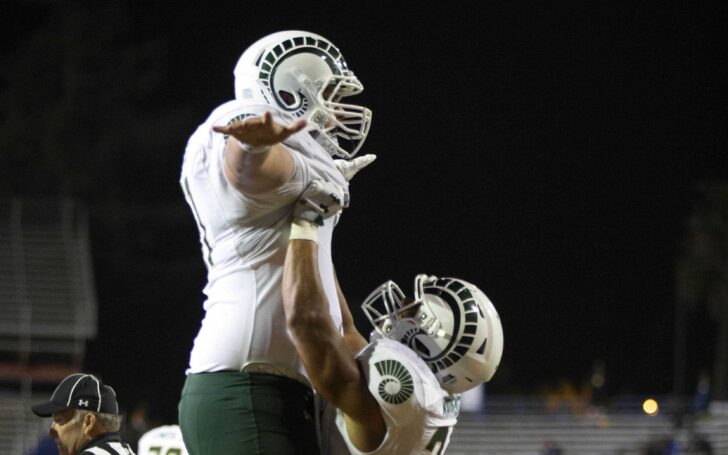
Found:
[31,373,119,417]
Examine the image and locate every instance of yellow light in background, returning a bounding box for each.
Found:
[642,398,659,416]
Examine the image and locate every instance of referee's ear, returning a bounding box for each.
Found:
[82,412,103,437]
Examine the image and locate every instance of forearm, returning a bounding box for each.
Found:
[283,240,327,327]
[282,240,360,402]
[283,211,386,450]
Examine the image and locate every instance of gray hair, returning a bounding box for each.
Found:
[70,409,122,432]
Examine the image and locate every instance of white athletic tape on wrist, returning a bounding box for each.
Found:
[289,218,318,243]
[237,140,272,155]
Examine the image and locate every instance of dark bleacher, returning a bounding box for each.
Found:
[0,198,97,454]
[449,396,728,454]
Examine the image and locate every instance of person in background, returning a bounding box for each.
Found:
[31,373,135,455]
[138,425,188,455]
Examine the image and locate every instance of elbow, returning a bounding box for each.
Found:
[283,293,330,334]
[282,280,326,331]
[285,300,329,335]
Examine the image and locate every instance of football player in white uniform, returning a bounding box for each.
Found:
[138,425,188,455]
[283,211,504,454]
[177,30,373,454]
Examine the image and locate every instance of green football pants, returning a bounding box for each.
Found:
[178,371,320,455]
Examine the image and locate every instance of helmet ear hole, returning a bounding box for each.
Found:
[278,90,296,107]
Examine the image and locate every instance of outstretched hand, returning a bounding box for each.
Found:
[334,154,377,182]
[212,112,307,147]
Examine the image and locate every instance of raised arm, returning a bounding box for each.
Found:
[283,223,385,452]
[212,112,306,195]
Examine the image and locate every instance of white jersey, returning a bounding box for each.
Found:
[137,425,188,455]
[333,336,460,455]
[180,100,347,376]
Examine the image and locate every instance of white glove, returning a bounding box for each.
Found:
[294,180,349,226]
[332,154,375,226]
[334,154,377,182]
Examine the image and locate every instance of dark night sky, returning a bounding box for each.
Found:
[2,1,727,421]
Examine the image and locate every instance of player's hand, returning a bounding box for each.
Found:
[330,154,374,226]
[212,112,307,147]
[334,154,376,182]
[294,180,349,226]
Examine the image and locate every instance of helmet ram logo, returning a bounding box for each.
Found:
[422,278,484,374]
[255,36,347,118]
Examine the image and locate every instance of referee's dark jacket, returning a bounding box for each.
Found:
[77,432,135,455]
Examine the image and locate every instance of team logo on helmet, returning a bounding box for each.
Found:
[234,31,372,158]
[255,36,348,118]
[375,360,414,405]
[363,274,503,394]
[422,278,485,375]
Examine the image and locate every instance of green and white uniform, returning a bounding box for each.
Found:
[181,100,345,374]
[178,100,347,455]
[138,425,188,455]
[332,336,460,455]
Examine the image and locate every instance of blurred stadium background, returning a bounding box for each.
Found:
[2,1,727,454]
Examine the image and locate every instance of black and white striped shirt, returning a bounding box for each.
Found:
[78,432,135,455]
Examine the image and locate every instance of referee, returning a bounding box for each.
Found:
[31,373,135,455]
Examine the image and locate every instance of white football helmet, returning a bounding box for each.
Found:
[363,275,504,394]
[233,31,372,158]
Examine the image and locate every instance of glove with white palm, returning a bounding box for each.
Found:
[331,154,376,226]
[334,154,377,182]
[293,180,349,226]
[290,154,376,242]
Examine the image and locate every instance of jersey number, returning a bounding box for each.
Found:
[425,426,453,455]
[146,448,182,455]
